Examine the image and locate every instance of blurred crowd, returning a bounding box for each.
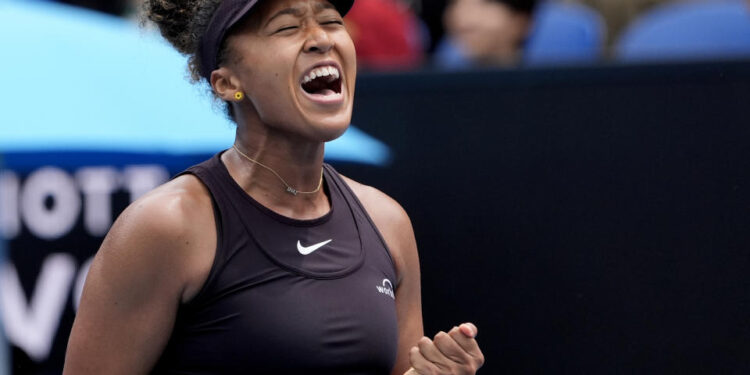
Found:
[48,0,750,70]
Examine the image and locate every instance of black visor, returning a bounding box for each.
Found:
[198,0,355,80]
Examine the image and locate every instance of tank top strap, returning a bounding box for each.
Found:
[175,152,228,198]
[171,152,242,307]
[322,163,398,284]
[175,154,394,283]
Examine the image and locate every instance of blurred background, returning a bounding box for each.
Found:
[1,0,750,373]
[19,0,750,68]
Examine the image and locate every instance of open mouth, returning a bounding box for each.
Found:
[301,65,342,97]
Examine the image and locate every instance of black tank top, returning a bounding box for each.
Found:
[152,153,399,374]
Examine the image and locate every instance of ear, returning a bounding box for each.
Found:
[211,67,243,102]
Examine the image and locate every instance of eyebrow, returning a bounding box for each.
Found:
[314,2,337,12]
[264,2,338,26]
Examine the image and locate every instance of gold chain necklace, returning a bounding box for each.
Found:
[232,144,323,196]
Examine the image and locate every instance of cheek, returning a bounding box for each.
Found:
[346,41,358,73]
[334,34,357,84]
[336,31,357,59]
[244,75,300,125]
[243,51,295,102]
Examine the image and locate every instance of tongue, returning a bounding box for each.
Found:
[312,89,336,96]
[302,74,340,95]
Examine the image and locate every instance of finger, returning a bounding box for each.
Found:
[459,322,478,338]
[403,367,420,375]
[409,346,441,375]
[417,336,453,370]
[448,325,483,359]
[432,331,471,364]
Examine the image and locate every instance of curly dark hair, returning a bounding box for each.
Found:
[143,0,224,82]
[143,0,243,120]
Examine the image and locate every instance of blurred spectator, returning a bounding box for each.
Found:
[435,0,606,69]
[615,0,750,62]
[562,0,687,47]
[44,0,425,70]
[438,0,538,68]
[344,0,425,70]
[524,1,606,66]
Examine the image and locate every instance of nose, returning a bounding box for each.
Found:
[303,24,334,54]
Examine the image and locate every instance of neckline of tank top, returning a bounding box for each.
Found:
[214,151,336,228]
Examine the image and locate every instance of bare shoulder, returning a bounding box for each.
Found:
[95,173,215,302]
[339,175,416,283]
[64,174,216,374]
[111,174,212,240]
[339,175,411,236]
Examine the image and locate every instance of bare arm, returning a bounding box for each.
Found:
[63,176,215,374]
[345,177,483,375]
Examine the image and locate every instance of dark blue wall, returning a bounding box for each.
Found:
[334,60,750,374]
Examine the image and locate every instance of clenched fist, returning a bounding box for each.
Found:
[405,323,484,375]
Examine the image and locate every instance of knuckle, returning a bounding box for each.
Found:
[418,337,432,350]
[434,362,451,375]
[434,333,450,346]
[457,363,473,374]
[409,348,419,362]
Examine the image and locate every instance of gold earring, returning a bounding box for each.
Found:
[234,92,244,101]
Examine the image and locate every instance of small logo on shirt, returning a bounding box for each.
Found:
[376,278,395,299]
[297,239,332,255]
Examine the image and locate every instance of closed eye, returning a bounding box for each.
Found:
[275,25,298,33]
[319,18,344,26]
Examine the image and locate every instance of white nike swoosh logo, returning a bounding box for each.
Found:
[297,239,332,255]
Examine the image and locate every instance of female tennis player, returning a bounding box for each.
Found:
[63,0,484,373]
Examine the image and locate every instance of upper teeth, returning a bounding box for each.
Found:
[302,66,340,84]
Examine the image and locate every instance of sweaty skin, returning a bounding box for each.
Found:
[63,1,483,374]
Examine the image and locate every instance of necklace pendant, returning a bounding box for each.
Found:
[286,186,298,196]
